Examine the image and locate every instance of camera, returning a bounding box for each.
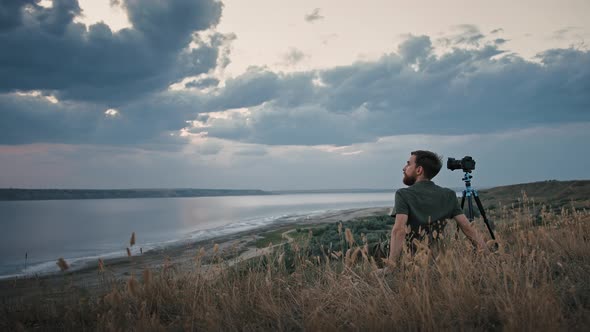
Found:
[447,156,476,172]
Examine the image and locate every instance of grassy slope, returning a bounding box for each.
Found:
[478,180,590,211]
[1,180,589,330]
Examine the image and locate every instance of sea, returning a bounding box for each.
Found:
[0,191,396,279]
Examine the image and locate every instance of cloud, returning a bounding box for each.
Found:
[203,67,283,111]
[1,24,589,150]
[188,34,590,146]
[197,140,223,155]
[551,26,589,48]
[0,0,225,104]
[321,33,338,45]
[0,0,38,31]
[304,8,323,23]
[281,47,307,66]
[439,24,485,47]
[185,77,220,89]
[397,35,432,64]
[552,26,581,40]
[0,89,203,148]
[493,38,508,45]
[233,146,268,157]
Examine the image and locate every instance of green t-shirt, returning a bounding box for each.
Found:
[391,180,463,240]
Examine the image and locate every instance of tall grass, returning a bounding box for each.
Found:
[1,202,589,331]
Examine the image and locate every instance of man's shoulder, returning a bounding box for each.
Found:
[438,185,457,194]
[429,182,455,193]
[396,187,410,194]
[436,186,459,199]
[406,182,458,197]
[397,182,457,195]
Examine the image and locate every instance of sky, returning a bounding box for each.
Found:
[0,0,589,190]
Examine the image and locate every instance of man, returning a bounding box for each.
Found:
[388,150,488,264]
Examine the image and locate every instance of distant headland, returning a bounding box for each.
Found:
[0,188,273,201]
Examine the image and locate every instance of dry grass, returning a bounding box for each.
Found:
[55,258,69,272]
[1,202,589,331]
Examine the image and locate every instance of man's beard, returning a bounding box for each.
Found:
[403,173,416,186]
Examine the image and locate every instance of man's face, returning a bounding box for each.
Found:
[403,155,419,186]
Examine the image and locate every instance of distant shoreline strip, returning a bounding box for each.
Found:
[0,188,273,201]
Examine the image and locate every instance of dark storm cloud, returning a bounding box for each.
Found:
[0,0,37,31]
[0,0,223,104]
[0,90,202,147]
[202,67,316,112]
[304,8,324,23]
[204,68,282,110]
[190,35,590,146]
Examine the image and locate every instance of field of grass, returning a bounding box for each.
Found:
[1,197,589,330]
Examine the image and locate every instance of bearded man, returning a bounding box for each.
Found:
[388,150,488,263]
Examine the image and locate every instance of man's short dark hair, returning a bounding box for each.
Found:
[411,150,442,179]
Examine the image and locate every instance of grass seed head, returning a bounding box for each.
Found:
[345,228,354,246]
[56,257,69,271]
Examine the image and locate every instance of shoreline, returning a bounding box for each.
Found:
[0,207,389,299]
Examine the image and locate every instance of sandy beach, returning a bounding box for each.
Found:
[0,207,389,301]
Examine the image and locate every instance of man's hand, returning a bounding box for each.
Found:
[372,257,397,277]
[454,214,489,253]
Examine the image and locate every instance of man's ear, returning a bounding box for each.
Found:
[416,165,424,176]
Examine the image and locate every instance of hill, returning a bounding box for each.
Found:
[477,179,590,212]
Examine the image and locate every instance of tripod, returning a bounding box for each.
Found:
[460,171,496,241]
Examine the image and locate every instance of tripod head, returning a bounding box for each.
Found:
[462,171,473,186]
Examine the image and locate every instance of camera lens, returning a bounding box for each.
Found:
[447,158,461,170]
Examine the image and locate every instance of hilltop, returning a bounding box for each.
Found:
[477,179,590,212]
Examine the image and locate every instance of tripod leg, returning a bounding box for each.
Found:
[456,191,467,239]
[461,190,466,209]
[474,194,496,241]
[467,194,474,222]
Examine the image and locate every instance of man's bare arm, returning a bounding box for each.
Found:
[388,214,408,262]
[454,214,488,251]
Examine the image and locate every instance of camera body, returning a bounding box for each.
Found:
[447,156,476,172]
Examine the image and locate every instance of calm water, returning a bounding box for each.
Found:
[0,192,394,278]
